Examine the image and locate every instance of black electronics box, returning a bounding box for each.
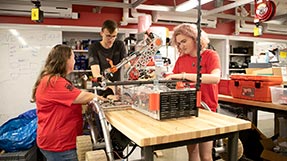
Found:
[159,90,198,119]
[129,87,198,120]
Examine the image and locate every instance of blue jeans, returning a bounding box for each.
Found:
[40,148,78,161]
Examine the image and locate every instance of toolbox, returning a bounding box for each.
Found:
[218,78,231,96]
[229,74,283,102]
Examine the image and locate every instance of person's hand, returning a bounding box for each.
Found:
[106,58,118,73]
[107,94,120,101]
[110,66,118,73]
[165,74,174,80]
[97,95,108,101]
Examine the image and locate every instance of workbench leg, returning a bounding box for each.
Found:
[141,147,154,161]
[274,113,280,135]
[251,109,258,126]
[228,132,239,161]
[242,107,248,118]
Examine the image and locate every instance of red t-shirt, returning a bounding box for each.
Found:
[173,49,221,112]
[36,75,82,152]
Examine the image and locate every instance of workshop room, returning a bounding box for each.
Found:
[0,0,287,161]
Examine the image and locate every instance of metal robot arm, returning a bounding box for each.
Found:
[103,31,163,80]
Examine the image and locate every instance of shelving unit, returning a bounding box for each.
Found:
[72,49,92,89]
[202,35,287,78]
[228,40,253,75]
[63,29,137,89]
[73,50,89,69]
[63,32,95,88]
[209,36,255,77]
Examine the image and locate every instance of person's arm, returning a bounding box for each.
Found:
[90,64,102,78]
[88,43,102,78]
[73,90,106,104]
[166,50,221,84]
[184,68,221,84]
[165,69,220,84]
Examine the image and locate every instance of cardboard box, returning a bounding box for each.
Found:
[272,67,283,76]
[272,67,287,84]
[261,149,287,161]
[85,150,107,161]
[245,68,273,75]
[260,138,287,161]
[245,67,286,77]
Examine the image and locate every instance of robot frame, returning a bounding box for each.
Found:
[77,31,243,161]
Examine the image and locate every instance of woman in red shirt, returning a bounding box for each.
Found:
[31,44,102,161]
[166,24,221,161]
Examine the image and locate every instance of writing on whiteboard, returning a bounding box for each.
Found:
[0,30,61,83]
[0,29,62,125]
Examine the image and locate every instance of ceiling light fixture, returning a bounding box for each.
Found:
[175,0,213,12]
[136,4,171,12]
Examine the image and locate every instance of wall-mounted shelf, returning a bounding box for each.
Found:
[229,68,246,71]
[229,53,251,56]
[228,40,253,75]
[202,35,287,78]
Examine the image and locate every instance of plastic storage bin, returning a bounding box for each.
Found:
[229,74,282,102]
[270,86,287,104]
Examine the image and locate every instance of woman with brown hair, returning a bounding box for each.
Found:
[31,44,103,161]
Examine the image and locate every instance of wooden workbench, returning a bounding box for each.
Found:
[219,94,287,112]
[218,94,287,134]
[105,108,251,161]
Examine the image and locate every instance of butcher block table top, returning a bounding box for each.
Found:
[105,108,251,147]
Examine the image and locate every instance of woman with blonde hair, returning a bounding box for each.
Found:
[166,23,221,161]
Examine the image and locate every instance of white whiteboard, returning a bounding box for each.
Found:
[0,29,62,125]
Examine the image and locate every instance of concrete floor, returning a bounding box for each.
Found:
[123,108,275,161]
